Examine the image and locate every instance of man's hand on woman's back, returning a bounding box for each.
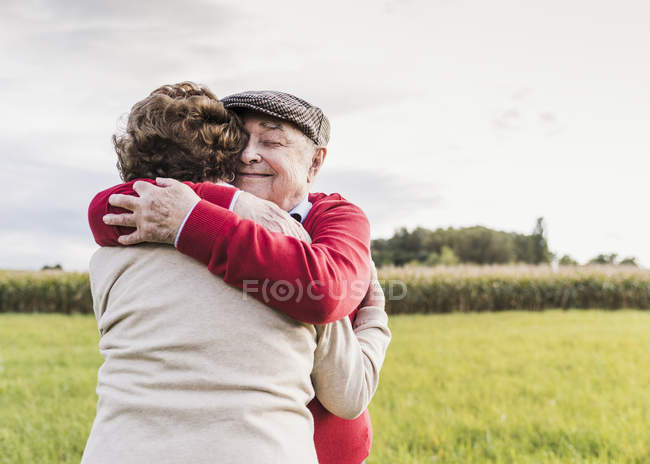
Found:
[102,178,200,246]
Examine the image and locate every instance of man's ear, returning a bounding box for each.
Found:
[307,147,327,183]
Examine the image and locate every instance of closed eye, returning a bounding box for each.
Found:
[261,140,284,147]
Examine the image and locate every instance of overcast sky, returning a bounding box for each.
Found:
[1,0,648,270]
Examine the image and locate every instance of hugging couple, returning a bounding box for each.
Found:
[83,82,391,464]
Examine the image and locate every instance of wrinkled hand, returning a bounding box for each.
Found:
[102,178,200,245]
[233,191,311,243]
[360,261,385,309]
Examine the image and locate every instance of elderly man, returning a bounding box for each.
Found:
[92,90,384,464]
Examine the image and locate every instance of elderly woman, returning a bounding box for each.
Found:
[83,82,389,464]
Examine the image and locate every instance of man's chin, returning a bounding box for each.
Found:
[234,181,271,200]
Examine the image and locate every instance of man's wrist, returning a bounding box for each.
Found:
[174,198,201,248]
[229,190,242,212]
[193,183,239,209]
[175,200,239,264]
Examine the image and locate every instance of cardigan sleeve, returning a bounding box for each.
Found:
[175,191,372,324]
[87,179,237,246]
[88,181,371,324]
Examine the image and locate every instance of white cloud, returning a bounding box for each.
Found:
[1,0,649,269]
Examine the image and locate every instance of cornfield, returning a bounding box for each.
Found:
[380,264,650,314]
[1,265,649,314]
[0,270,92,314]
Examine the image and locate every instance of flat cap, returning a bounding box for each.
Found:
[221,90,330,147]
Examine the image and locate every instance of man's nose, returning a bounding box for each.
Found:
[240,144,262,164]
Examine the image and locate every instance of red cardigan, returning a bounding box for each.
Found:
[88,180,374,464]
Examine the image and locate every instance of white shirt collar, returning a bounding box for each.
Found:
[288,195,313,223]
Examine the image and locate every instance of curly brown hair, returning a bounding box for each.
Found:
[114,82,247,183]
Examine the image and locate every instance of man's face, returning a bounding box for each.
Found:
[235,113,324,211]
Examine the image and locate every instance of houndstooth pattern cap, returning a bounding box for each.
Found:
[221,90,330,146]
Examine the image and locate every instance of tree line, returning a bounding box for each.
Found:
[371,217,638,267]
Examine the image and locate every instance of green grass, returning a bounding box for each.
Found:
[369,310,650,463]
[1,311,649,463]
[0,315,101,464]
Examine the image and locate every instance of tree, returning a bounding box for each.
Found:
[41,264,63,271]
[370,238,393,267]
[439,246,460,265]
[529,217,552,264]
[371,218,552,267]
[588,253,618,265]
[558,255,578,266]
[619,257,638,267]
[425,251,440,266]
[449,226,515,264]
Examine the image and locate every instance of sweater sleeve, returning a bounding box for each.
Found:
[311,306,391,419]
[88,181,371,324]
[87,180,237,246]
[175,194,372,324]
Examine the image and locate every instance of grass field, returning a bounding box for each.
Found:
[1,311,649,463]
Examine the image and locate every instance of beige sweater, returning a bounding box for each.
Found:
[82,245,390,464]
